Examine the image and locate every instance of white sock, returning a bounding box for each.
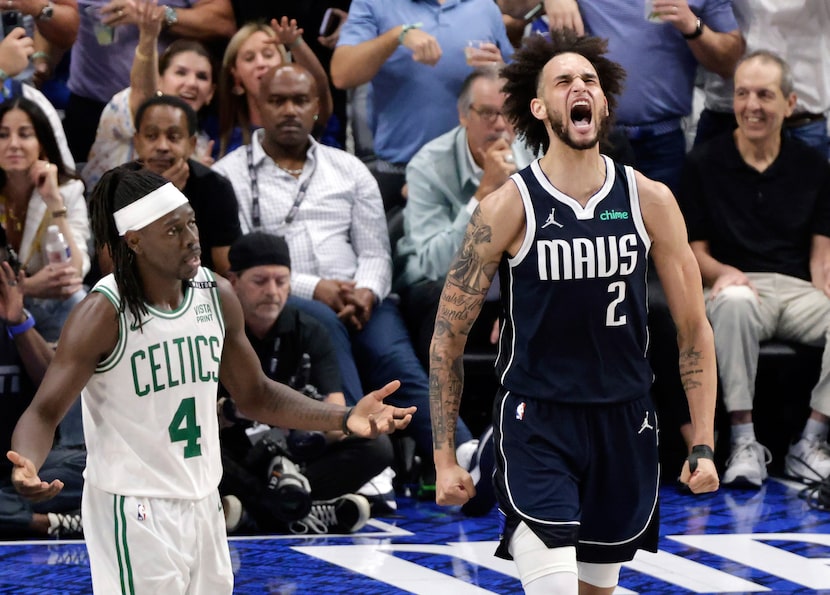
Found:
[803,417,828,442]
[731,422,756,444]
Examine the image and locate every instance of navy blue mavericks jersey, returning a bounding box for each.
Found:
[496,156,653,404]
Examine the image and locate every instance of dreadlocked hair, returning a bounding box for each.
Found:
[88,164,169,325]
[501,31,626,155]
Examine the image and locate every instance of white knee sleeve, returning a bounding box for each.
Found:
[508,521,578,592]
[577,561,622,589]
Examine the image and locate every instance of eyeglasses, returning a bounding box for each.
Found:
[469,104,506,123]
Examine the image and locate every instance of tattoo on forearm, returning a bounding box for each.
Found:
[679,345,704,392]
[430,209,500,452]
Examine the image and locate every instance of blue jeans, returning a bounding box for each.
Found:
[0,447,85,533]
[786,119,830,159]
[287,295,473,457]
[628,128,687,194]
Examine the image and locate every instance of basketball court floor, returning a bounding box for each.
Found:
[2,476,830,594]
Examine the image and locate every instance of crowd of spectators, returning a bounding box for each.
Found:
[1,0,829,539]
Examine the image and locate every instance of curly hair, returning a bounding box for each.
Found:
[501,31,626,155]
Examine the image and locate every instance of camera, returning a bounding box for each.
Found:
[244,435,312,522]
[1,10,23,37]
[265,455,312,521]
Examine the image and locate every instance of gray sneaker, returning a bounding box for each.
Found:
[785,437,830,482]
[722,437,771,488]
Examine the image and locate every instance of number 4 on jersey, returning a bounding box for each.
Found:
[168,397,203,458]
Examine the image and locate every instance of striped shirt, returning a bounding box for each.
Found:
[213,131,391,300]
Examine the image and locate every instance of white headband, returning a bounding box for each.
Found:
[113,183,189,236]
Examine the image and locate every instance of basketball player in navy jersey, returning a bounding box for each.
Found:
[430,32,719,594]
[7,166,415,594]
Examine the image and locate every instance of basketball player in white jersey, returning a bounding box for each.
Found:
[430,32,719,594]
[7,165,415,594]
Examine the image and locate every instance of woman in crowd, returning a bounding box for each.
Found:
[0,98,90,342]
[217,18,333,156]
[82,0,216,190]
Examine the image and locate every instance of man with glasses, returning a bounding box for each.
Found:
[395,66,534,370]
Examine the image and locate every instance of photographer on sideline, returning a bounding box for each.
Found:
[219,231,393,534]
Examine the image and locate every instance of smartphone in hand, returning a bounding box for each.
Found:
[319,8,341,37]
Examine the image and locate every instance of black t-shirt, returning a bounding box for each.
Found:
[0,329,38,477]
[678,133,830,281]
[182,160,242,271]
[226,304,341,397]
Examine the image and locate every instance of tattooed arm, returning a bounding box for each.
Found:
[431,182,526,507]
[637,172,719,495]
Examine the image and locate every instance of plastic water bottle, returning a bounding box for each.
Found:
[43,225,70,264]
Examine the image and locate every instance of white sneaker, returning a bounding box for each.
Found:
[785,437,830,482]
[722,437,771,488]
[357,466,397,514]
[455,439,479,471]
[221,495,244,533]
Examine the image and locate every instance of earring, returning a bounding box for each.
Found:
[313,114,319,121]
[232,85,245,96]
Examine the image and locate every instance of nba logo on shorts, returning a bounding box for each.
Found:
[516,402,526,420]
[137,503,147,521]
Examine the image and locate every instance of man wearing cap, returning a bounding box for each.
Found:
[7,166,414,593]
[220,231,394,532]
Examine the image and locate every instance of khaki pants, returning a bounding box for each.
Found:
[705,273,830,416]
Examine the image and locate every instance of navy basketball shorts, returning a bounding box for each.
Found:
[493,389,660,564]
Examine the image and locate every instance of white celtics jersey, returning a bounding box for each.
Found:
[81,268,225,499]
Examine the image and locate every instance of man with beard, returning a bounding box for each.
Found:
[131,95,241,275]
[213,63,489,504]
[394,66,535,369]
[429,32,719,594]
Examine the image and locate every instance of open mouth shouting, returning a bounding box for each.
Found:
[570,99,593,131]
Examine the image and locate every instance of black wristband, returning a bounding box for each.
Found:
[341,406,354,436]
[683,17,704,40]
[687,444,714,472]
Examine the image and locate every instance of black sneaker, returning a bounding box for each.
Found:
[47,511,83,539]
[289,494,371,534]
[461,425,497,517]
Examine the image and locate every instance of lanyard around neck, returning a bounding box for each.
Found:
[246,143,315,230]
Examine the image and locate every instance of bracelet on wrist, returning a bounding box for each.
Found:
[31,51,49,62]
[51,206,68,218]
[341,406,355,436]
[287,37,304,50]
[398,22,422,45]
[7,309,35,338]
[134,47,152,62]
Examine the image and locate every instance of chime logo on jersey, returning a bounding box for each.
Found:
[536,233,638,281]
[137,503,147,521]
[516,401,526,420]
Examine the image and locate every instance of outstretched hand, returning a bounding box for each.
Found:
[346,380,415,438]
[7,451,64,503]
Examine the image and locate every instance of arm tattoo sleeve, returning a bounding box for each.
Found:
[430,208,501,451]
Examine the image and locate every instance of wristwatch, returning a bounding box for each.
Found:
[683,17,704,40]
[163,5,178,27]
[36,1,54,22]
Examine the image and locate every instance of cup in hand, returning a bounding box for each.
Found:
[643,0,663,22]
[85,5,114,45]
[464,40,488,65]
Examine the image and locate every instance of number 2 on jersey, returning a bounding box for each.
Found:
[606,281,627,327]
[168,397,202,458]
